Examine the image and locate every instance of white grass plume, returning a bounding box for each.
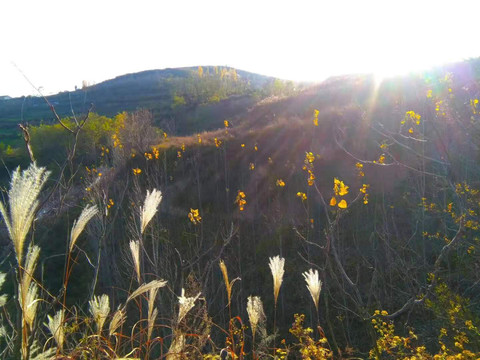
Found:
[0,163,50,266]
[140,189,162,234]
[19,282,39,329]
[219,260,240,307]
[247,296,265,338]
[69,205,98,252]
[19,245,41,329]
[129,240,141,283]
[177,288,201,324]
[89,294,110,334]
[21,245,40,300]
[303,269,322,312]
[147,307,158,341]
[269,255,285,306]
[45,309,65,350]
[109,307,126,337]
[126,279,167,304]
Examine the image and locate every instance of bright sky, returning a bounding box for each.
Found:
[1,0,479,97]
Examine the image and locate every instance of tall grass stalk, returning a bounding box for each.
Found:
[269,255,284,357]
[0,163,49,360]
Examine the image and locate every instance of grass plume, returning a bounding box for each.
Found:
[140,189,162,234]
[89,294,110,334]
[303,268,322,312]
[269,255,285,307]
[45,309,65,351]
[129,240,141,284]
[0,163,50,266]
[69,204,98,253]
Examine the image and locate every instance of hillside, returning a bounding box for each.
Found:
[2,59,480,358]
[0,66,297,147]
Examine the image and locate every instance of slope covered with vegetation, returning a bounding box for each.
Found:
[1,59,480,359]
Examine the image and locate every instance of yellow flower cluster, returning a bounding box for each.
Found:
[313,109,319,126]
[132,168,141,175]
[214,137,222,148]
[470,99,478,115]
[355,162,365,177]
[188,208,202,224]
[303,152,316,186]
[296,192,307,201]
[107,198,114,209]
[330,178,348,209]
[249,163,255,171]
[112,133,123,148]
[276,179,285,187]
[235,191,247,211]
[360,183,369,204]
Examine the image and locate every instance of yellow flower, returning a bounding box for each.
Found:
[177,151,182,158]
[197,134,202,143]
[296,192,307,201]
[307,170,315,186]
[133,168,142,175]
[313,109,319,126]
[330,197,337,206]
[305,152,315,164]
[249,163,255,170]
[163,132,168,139]
[235,191,247,211]
[408,127,414,134]
[338,199,347,208]
[276,179,285,187]
[254,145,258,151]
[214,137,222,148]
[98,172,102,177]
[224,120,229,128]
[241,143,245,148]
[181,143,186,152]
[426,89,432,98]
[188,208,202,224]
[334,178,349,196]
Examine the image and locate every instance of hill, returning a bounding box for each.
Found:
[0,66,298,147]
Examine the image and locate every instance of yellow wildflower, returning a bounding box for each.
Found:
[132,168,142,175]
[276,179,285,187]
[235,191,247,211]
[188,208,202,224]
[296,192,307,201]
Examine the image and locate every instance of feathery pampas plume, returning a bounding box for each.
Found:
[126,279,168,304]
[129,240,141,283]
[69,205,98,252]
[177,288,201,324]
[140,189,162,234]
[0,163,50,266]
[109,307,126,337]
[45,309,65,351]
[89,294,110,334]
[247,296,265,339]
[269,255,285,306]
[303,269,322,312]
[147,287,159,340]
[219,260,240,307]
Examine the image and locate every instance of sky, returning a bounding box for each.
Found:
[1,0,479,97]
